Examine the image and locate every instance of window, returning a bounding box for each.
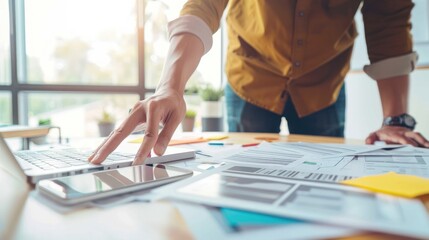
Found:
[0,92,12,124]
[0,0,12,125]
[24,92,139,137]
[0,0,11,85]
[10,0,144,137]
[23,0,138,85]
[2,0,223,137]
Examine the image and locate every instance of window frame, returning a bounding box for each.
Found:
[2,0,224,126]
[1,0,151,125]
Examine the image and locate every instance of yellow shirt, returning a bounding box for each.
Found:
[181,0,414,116]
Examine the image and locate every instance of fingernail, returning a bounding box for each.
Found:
[159,147,166,156]
[155,142,167,156]
[90,154,100,163]
[132,159,141,166]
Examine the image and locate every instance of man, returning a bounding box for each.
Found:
[89,0,429,165]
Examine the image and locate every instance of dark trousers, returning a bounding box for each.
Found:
[225,84,346,137]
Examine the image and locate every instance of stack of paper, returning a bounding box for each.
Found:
[158,142,429,239]
[158,164,429,239]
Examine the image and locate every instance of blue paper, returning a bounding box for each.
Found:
[220,208,304,228]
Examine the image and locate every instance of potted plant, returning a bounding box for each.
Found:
[182,109,196,132]
[38,118,52,126]
[97,110,116,137]
[199,85,224,131]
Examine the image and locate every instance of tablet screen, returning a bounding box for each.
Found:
[38,164,191,199]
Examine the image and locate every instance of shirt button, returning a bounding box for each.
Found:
[294,61,301,67]
[297,39,304,46]
[298,11,304,17]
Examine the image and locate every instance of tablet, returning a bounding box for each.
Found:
[37,164,193,205]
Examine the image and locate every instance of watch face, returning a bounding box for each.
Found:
[404,115,416,126]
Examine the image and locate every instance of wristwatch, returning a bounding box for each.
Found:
[383,113,416,130]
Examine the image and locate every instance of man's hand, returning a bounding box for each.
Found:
[366,126,429,148]
[86,31,204,165]
[88,88,186,165]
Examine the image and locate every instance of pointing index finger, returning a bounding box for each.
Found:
[90,106,145,164]
[133,102,162,165]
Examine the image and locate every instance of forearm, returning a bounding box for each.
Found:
[376,75,409,118]
[157,33,204,93]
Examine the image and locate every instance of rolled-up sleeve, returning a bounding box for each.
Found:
[180,0,229,33]
[361,0,416,80]
[168,15,214,54]
[168,0,228,55]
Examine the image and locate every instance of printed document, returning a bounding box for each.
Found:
[218,142,429,178]
[156,164,429,239]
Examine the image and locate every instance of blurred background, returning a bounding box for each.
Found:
[0,0,428,141]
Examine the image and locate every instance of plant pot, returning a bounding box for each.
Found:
[182,117,195,132]
[201,101,223,131]
[30,136,48,145]
[98,122,115,137]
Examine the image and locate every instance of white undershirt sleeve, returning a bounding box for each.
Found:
[364,52,418,80]
[167,15,213,55]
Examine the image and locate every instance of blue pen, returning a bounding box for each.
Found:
[208,142,234,146]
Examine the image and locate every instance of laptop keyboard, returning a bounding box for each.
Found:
[15,149,135,170]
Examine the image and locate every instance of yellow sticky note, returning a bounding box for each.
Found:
[204,135,228,140]
[342,172,429,198]
[168,137,207,146]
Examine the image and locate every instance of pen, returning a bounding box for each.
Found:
[208,142,234,146]
[242,143,260,147]
[195,150,212,157]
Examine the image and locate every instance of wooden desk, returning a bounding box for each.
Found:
[5,133,428,240]
[0,125,60,150]
[0,125,51,138]
[223,132,363,145]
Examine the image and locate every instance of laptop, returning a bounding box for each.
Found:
[0,136,30,239]
[1,136,195,184]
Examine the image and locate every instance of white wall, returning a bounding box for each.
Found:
[409,69,429,137]
[346,0,429,140]
[345,69,429,140]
